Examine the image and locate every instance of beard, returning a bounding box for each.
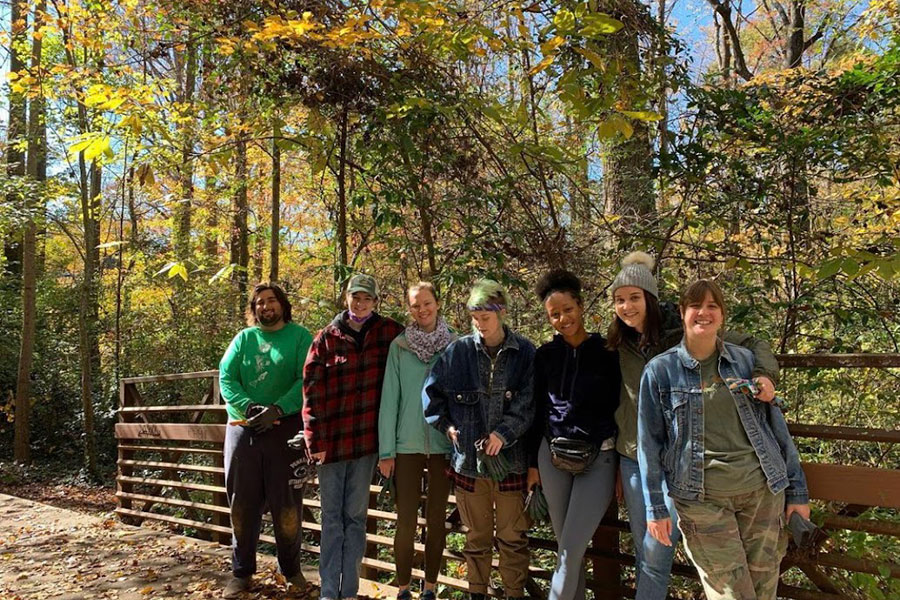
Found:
[258,311,281,326]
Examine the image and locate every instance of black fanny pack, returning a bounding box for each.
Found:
[549,437,599,474]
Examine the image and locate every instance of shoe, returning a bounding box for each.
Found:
[421,590,437,600]
[286,571,308,592]
[398,590,413,600]
[222,576,251,599]
[470,594,486,600]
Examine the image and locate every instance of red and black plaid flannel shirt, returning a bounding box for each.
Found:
[302,312,403,464]
[447,468,527,493]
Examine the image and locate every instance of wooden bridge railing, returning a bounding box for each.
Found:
[115,354,900,600]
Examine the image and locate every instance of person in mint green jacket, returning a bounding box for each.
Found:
[378,282,456,600]
[219,282,313,599]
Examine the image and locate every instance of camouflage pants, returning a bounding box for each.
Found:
[674,486,787,600]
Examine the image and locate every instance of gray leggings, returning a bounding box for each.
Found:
[538,439,617,600]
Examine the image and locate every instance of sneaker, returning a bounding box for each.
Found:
[397,590,412,600]
[222,576,251,599]
[286,571,308,592]
[421,590,437,600]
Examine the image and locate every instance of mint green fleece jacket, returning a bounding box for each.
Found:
[378,332,455,458]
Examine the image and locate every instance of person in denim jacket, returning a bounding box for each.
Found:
[423,279,536,600]
[608,251,780,600]
[638,280,809,600]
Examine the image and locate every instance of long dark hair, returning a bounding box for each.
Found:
[245,282,293,326]
[607,290,662,351]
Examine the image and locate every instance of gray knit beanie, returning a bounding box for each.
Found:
[611,251,659,298]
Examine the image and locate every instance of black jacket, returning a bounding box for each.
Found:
[527,333,621,466]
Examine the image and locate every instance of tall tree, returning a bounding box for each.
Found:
[270,120,281,282]
[4,1,27,278]
[14,0,47,464]
[174,34,198,263]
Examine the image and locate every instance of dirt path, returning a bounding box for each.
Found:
[0,494,391,600]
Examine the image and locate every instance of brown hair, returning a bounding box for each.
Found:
[245,282,293,326]
[679,279,727,322]
[408,281,439,303]
[607,289,662,351]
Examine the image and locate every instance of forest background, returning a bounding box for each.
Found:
[0,0,897,596]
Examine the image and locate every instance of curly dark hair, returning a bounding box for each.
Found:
[245,282,293,326]
[535,269,583,304]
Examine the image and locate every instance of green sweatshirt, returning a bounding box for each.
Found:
[219,321,313,421]
[614,303,781,460]
[378,333,454,458]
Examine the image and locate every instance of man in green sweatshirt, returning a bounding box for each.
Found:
[219,282,313,599]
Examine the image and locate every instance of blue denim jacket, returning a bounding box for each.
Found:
[423,327,536,477]
[638,340,808,520]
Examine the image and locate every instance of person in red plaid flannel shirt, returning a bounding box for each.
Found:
[302,274,403,600]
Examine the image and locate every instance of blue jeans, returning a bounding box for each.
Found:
[620,455,680,600]
[317,453,378,599]
[539,440,617,600]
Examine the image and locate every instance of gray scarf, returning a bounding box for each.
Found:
[406,317,453,363]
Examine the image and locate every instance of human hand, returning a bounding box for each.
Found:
[648,518,673,546]
[247,404,282,434]
[310,451,326,464]
[484,432,504,456]
[527,467,541,490]
[785,503,811,522]
[379,458,395,478]
[754,376,776,403]
[446,426,459,445]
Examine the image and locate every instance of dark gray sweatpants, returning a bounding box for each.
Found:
[224,415,304,578]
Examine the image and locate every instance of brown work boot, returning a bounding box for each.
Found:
[222,575,251,598]
[286,570,308,592]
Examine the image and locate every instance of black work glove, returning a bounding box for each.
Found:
[377,473,395,508]
[475,437,511,481]
[788,512,820,550]
[246,403,282,434]
[524,485,549,523]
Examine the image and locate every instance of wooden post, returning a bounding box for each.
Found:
[116,381,137,524]
[591,500,622,600]
[210,378,231,544]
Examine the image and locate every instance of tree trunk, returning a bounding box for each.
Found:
[230,132,249,304]
[599,0,655,220]
[14,2,46,463]
[174,37,197,263]
[270,121,281,282]
[336,104,349,271]
[785,0,806,68]
[4,2,27,279]
[78,156,101,477]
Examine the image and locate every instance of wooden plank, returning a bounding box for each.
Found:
[118,444,223,456]
[803,462,900,508]
[822,514,900,537]
[117,475,224,495]
[119,405,227,414]
[122,371,219,384]
[115,423,226,443]
[776,353,900,368]
[789,424,900,444]
[116,492,230,515]
[117,459,224,475]
[116,507,232,534]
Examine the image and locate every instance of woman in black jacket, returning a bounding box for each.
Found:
[528,270,621,600]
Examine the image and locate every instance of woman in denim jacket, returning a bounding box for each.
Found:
[638,280,809,600]
[423,279,536,600]
[608,251,780,600]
